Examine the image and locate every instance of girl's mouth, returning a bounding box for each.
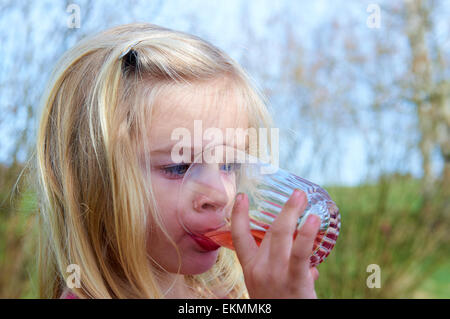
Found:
[189,233,220,251]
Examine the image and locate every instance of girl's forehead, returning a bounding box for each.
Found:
[149,81,248,143]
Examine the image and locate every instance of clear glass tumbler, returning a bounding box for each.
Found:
[176,145,341,266]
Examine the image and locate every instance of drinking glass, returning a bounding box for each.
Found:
[176,145,340,266]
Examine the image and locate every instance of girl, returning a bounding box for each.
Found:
[36,23,320,299]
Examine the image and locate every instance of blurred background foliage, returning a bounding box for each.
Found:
[0,0,449,298]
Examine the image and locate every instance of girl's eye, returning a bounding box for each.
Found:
[220,163,241,173]
[161,163,241,179]
[161,164,190,179]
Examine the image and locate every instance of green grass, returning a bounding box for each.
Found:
[416,261,450,298]
[315,176,449,298]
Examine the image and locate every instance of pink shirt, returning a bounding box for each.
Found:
[60,289,79,299]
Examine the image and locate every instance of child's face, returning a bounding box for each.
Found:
[143,81,248,274]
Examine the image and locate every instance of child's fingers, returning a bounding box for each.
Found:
[231,193,258,267]
[268,189,308,263]
[288,214,321,280]
[311,267,319,281]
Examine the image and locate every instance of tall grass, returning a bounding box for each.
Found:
[315,175,450,298]
[0,167,448,298]
[0,164,39,298]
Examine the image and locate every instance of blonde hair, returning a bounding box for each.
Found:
[36,23,273,299]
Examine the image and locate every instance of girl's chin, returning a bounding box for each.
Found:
[180,249,220,274]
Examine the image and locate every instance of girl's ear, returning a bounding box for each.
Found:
[122,49,138,73]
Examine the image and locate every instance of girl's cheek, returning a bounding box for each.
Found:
[149,177,185,235]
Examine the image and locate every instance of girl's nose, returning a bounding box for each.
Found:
[193,188,229,214]
[186,163,236,215]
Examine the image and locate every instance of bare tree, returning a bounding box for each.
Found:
[403,0,449,213]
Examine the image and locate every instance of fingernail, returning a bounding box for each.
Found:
[307,214,320,226]
[293,189,306,205]
[236,193,244,202]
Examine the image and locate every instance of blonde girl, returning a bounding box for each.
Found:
[36,23,320,299]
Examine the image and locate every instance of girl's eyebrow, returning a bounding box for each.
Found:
[150,143,192,154]
[149,142,249,157]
